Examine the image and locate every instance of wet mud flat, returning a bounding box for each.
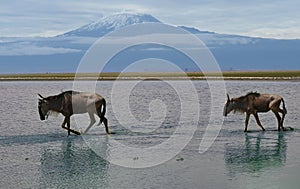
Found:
[0,80,300,188]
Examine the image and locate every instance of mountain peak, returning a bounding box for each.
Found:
[61,13,160,37]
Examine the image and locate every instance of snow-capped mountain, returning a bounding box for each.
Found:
[0,13,300,73]
[61,13,160,37]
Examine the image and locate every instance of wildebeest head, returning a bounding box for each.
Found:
[38,94,49,120]
[223,94,234,117]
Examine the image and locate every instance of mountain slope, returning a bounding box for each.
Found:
[0,13,300,73]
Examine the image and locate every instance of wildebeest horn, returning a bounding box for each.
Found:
[38,94,44,99]
[227,94,230,101]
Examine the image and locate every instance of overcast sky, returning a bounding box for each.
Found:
[1,0,300,39]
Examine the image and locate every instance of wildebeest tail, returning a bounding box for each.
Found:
[100,98,106,123]
[282,99,287,114]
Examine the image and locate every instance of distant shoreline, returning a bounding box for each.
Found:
[1,71,300,81]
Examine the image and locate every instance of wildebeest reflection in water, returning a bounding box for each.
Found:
[225,132,287,177]
[39,138,109,188]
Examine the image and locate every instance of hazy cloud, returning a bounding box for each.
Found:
[0,42,81,56]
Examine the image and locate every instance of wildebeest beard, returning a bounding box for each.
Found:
[38,104,46,120]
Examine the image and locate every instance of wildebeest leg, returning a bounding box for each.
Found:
[96,116,110,134]
[96,112,110,134]
[61,116,81,135]
[102,117,109,134]
[253,113,266,131]
[84,112,96,134]
[96,110,102,126]
[96,114,110,134]
[280,111,286,130]
[273,111,283,131]
[96,104,110,134]
[270,100,286,131]
[66,116,71,136]
[277,108,286,131]
[61,116,68,132]
[244,113,250,132]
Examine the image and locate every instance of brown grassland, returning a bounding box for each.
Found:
[0,70,300,81]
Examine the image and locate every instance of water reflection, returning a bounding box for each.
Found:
[39,137,110,188]
[225,132,287,177]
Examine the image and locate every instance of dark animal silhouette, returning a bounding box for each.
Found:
[38,90,109,135]
[223,92,287,132]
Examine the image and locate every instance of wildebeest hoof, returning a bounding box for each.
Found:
[106,132,115,135]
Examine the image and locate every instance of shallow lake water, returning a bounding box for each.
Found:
[0,80,300,189]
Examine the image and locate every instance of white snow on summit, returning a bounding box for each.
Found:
[62,13,160,37]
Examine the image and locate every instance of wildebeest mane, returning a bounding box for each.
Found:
[44,90,80,100]
[246,91,260,97]
[57,90,80,97]
[236,91,260,101]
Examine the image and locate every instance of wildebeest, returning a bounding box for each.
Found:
[38,90,109,135]
[223,92,287,132]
